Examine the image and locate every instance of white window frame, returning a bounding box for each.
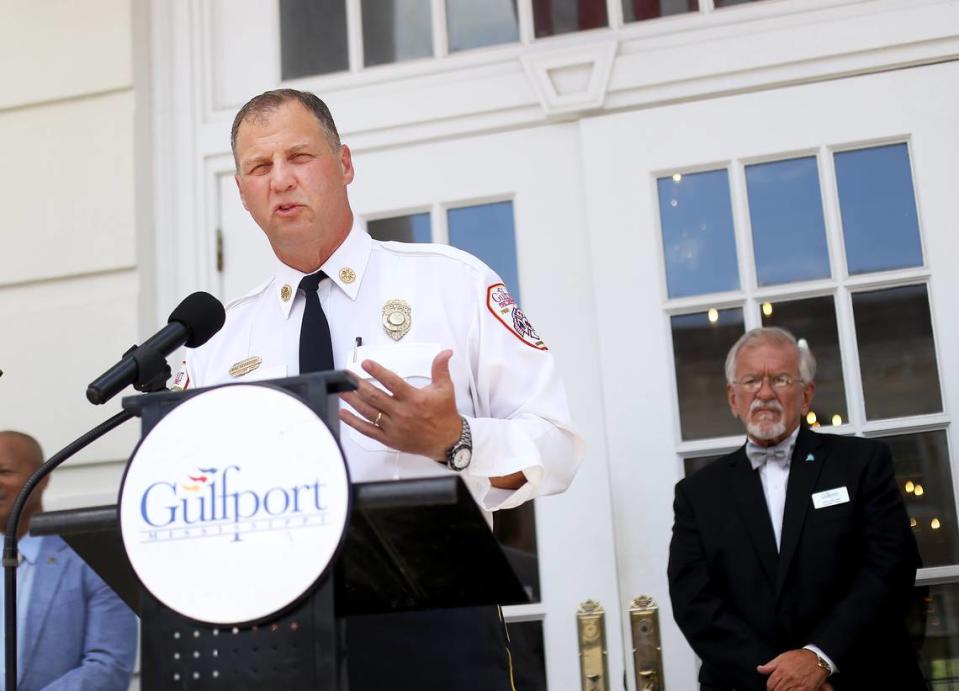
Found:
[656,138,959,585]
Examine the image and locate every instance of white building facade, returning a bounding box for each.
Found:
[2,0,958,689]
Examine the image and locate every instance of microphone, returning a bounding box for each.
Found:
[86,292,225,405]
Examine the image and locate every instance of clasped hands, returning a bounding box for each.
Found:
[758,649,833,691]
[338,349,525,489]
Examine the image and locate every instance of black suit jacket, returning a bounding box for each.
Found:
[667,427,926,691]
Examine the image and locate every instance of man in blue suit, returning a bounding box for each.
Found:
[0,431,137,691]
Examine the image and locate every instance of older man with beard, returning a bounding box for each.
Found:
[667,327,925,691]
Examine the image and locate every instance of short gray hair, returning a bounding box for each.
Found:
[724,327,816,384]
[231,88,341,165]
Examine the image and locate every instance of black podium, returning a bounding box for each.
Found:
[30,374,528,690]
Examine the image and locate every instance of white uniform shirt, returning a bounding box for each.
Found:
[178,222,582,513]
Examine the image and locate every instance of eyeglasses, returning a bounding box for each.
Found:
[732,374,803,392]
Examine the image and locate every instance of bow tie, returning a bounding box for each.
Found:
[746,442,792,470]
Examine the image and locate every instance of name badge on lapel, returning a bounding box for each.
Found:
[812,487,850,509]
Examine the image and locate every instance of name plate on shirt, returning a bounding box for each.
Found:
[119,384,350,626]
[812,486,850,509]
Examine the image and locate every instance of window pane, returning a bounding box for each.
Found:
[446,0,519,52]
[915,582,959,689]
[672,307,745,440]
[760,296,846,428]
[623,0,699,22]
[362,0,433,67]
[715,0,761,6]
[835,144,923,275]
[658,170,740,298]
[447,201,521,300]
[279,0,349,79]
[493,502,540,602]
[746,157,830,286]
[885,430,959,567]
[533,0,608,38]
[852,285,942,420]
[683,453,723,477]
[504,620,547,690]
[367,213,432,243]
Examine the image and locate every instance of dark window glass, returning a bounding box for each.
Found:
[745,157,830,286]
[362,0,433,67]
[913,582,959,689]
[683,453,724,477]
[658,170,740,298]
[884,430,959,567]
[760,296,846,428]
[672,307,745,440]
[446,0,519,52]
[852,285,942,420]
[447,201,521,300]
[279,0,349,79]
[504,619,547,689]
[367,213,432,244]
[494,502,540,602]
[715,0,761,6]
[835,144,923,275]
[533,0,608,38]
[623,0,699,22]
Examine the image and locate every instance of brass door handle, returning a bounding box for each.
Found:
[630,596,665,691]
[576,600,610,691]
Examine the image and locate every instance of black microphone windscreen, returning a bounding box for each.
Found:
[168,292,226,348]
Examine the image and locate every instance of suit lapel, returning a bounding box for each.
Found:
[776,427,826,596]
[21,536,68,673]
[729,448,779,587]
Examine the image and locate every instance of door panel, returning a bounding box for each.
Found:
[582,61,959,689]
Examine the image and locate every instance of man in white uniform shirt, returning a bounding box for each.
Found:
[177,89,580,689]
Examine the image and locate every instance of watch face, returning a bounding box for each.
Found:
[450,447,472,471]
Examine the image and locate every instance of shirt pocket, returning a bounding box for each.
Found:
[342,342,443,451]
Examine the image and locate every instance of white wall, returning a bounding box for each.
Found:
[0,0,141,507]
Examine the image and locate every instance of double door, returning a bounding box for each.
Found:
[214,61,959,689]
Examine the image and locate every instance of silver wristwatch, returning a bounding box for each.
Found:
[446,416,472,471]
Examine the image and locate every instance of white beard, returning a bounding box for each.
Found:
[746,398,786,441]
[747,419,786,441]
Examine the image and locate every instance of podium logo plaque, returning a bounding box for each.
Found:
[119,384,350,625]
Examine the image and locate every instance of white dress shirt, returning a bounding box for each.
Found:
[178,222,582,514]
[0,535,43,690]
[745,427,837,675]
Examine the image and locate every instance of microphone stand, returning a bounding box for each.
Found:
[3,409,135,690]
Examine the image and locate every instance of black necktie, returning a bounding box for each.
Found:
[298,272,334,373]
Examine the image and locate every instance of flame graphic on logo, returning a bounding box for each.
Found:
[180,467,219,493]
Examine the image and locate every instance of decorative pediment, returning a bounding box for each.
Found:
[521,40,617,116]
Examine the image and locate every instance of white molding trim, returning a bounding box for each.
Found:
[521,40,618,116]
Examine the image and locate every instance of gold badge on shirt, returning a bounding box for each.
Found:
[229,356,263,378]
[382,299,412,341]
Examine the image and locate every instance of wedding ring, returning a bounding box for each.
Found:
[374,411,383,427]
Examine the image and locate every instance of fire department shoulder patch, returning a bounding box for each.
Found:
[486,283,548,350]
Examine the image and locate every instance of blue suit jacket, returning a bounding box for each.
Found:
[18,536,137,691]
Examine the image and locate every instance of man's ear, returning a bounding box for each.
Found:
[235,174,249,212]
[801,381,816,415]
[339,144,355,185]
[727,383,739,418]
